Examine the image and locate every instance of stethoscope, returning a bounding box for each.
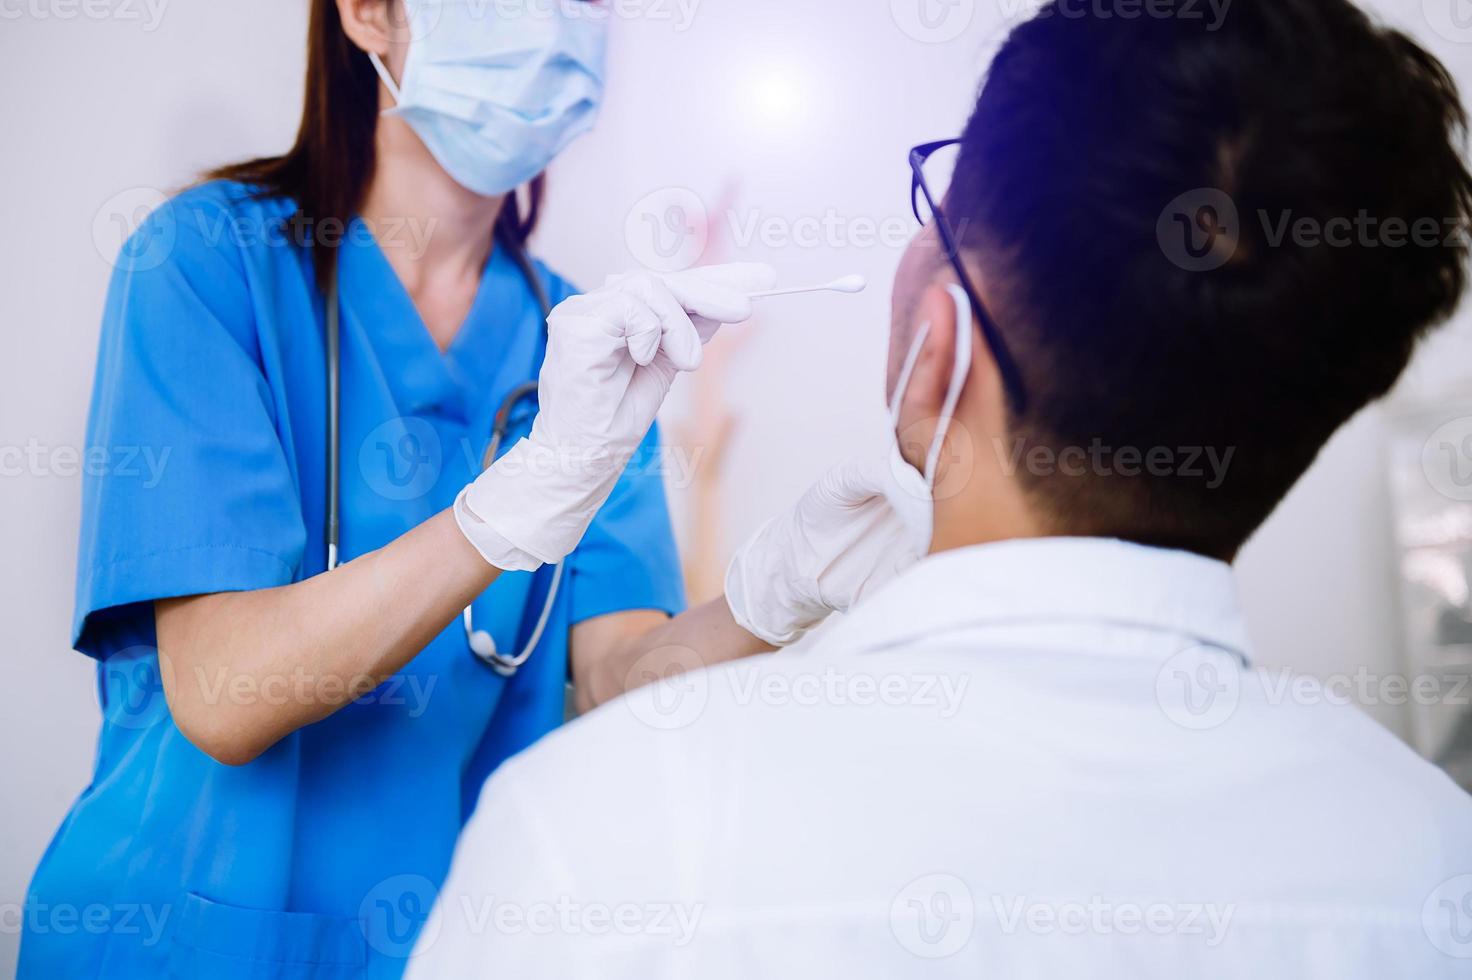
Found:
[323,232,562,678]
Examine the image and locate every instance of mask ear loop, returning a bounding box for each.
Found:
[888,320,932,428]
[922,283,974,486]
[367,51,404,105]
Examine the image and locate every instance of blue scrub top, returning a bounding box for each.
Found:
[20,181,686,980]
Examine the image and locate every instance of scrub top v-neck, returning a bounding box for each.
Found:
[20,180,686,980]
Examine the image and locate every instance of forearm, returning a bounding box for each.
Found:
[156,509,498,765]
[573,597,775,714]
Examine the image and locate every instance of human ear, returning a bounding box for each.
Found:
[335,0,398,58]
[894,283,960,474]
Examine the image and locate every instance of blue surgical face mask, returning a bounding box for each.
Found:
[369,0,608,197]
[883,282,974,556]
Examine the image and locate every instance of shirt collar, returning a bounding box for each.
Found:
[815,537,1251,664]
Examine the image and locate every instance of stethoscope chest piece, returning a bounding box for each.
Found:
[464,613,515,677]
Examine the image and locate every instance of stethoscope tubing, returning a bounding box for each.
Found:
[322,233,558,677]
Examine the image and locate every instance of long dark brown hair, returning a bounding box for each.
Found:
[210,0,542,292]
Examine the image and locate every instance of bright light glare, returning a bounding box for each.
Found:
[744,65,809,132]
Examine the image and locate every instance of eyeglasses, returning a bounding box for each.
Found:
[909,139,1028,415]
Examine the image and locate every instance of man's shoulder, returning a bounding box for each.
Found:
[488,659,740,791]
[487,650,855,831]
[1200,676,1472,896]
[485,647,1472,911]
[1293,694,1472,838]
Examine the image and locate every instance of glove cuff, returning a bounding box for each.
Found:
[456,437,629,572]
[453,486,548,573]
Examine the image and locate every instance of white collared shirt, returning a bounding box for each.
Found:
[409,538,1472,979]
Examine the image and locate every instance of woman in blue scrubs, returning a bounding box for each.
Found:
[19,2,772,977]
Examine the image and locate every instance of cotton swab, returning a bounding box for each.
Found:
[749,274,868,300]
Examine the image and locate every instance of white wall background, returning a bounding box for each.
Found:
[2,0,1469,974]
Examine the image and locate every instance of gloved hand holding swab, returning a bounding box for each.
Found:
[749,274,867,300]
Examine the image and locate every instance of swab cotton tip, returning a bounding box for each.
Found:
[824,274,867,294]
[750,275,868,300]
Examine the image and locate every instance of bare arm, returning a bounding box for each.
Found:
[155,509,497,766]
[570,597,775,715]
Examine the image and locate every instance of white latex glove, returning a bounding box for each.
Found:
[725,446,927,647]
[456,263,777,571]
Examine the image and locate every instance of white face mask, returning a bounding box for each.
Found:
[369,0,607,197]
[882,282,974,556]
